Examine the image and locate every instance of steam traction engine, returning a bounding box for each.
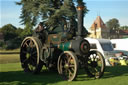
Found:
[20,5,105,81]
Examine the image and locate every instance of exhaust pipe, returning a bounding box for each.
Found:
[77,4,84,37]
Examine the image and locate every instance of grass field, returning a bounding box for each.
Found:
[0,54,20,64]
[0,53,128,85]
[0,49,20,64]
[0,49,20,53]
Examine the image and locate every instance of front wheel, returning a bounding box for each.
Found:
[58,51,78,81]
[86,50,105,78]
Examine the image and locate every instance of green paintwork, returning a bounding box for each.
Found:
[58,42,71,51]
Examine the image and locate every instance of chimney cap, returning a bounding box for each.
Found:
[77,6,84,10]
[77,2,84,10]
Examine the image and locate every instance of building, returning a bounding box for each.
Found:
[109,29,128,39]
[88,16,109,39]
[88,16,128,39]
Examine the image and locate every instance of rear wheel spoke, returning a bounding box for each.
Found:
[23,58,30,64]
[25,42,29,47]
[20,37,43,73]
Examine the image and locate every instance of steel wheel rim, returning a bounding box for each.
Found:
[20,37,40,72]
[58,51,78,81]
[87,51,105,78]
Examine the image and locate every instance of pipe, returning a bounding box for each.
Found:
[77,5,84,36]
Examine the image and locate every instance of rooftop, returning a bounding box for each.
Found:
[90,16,106,30]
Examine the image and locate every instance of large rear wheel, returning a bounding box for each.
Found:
[58,51,78,81]
[20,37,43,74]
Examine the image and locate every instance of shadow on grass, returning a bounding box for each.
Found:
[0,70,62,85]
[76,66,128,81]
[0,66,128,85]
[75,69,96,81]
[103,66,128,79]
[0,69,96,85]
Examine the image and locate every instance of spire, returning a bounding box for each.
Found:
[90,16,106,30]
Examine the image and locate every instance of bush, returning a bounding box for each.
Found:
[0,41,7,50]
[0,37,22,50]
[5,37,22,50]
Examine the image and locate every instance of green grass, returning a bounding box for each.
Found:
[0,51,128,85]
[0,49,20,64]
[0,62,128,85]
[0,54,20,64]
[0,49,20,53]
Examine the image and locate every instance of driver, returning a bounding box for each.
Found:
[35,22,44,32]
[34,22,48,43]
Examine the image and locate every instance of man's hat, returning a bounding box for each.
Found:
[39,22,43,25]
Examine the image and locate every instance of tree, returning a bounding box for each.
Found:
[120,25,128,30]
[0,24,24,49]
[106,18,120,30]
[16,0,89,34]
[106,18,120,39]
[0,24,17,41]
[21,22,33,37]
[15,27,24,36]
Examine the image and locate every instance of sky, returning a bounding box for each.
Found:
[0,0,128,29]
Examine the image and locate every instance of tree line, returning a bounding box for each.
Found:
[0,24,33,49]
[0,18,128,50]
[106,18,128,30]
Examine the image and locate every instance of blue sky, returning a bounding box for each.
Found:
[0,0,128,29]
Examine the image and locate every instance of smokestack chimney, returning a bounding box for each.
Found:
[77,4,84,37]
